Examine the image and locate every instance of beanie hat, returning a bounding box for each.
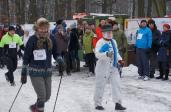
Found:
[163,24,170,29]
[8,26,15,31]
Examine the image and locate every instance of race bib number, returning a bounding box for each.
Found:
[137,33,143,40]
[33,49,46,60]
[9,42,16,48]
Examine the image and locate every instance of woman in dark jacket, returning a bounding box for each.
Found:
[55,25,71,75]
[68,23,80,72]
[21,18,59,112]
[156,24,171,80]
[147,19,161,78]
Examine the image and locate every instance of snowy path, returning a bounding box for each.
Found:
[0,65,171,112]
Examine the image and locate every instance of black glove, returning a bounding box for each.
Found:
[106,51,114,58]
[159,40,165,47]
[56,56,64,65]
[118,60,125,67]
[21,65,27,84]
[21,75,27,84]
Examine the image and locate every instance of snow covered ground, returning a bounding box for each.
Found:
[0,62,171,112]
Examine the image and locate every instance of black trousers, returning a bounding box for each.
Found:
[85,53,95,74]
[136,48,150,77]
[59,52,71,74]
[6,57,17,83]
[149,51,157,76]
[158,61,169,78]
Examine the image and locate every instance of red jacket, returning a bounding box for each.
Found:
[93,27,103,48]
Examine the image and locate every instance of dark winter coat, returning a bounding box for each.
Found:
[68,28,79,51]
[157,31,171,62]
[23,34,58,71]
[55,32,69,55]
[150,28,161,53]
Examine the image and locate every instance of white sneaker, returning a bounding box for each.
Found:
[143,76,150,81]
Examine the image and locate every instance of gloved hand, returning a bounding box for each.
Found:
[160,40,165,47]
[21,75,27,84]
[106,51,114,58]
[56,56,64,65]
[21,65,27,84]
[118,60,125,67]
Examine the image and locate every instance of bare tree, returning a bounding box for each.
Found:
[138,0,145,17]
[147,0,152,17]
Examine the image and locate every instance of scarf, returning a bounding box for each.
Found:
[110,39,118,67]
[36,32,52,50]
[99,39,118,67]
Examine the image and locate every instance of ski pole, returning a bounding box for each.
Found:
[52,75,63,112]
[9,84,23,112]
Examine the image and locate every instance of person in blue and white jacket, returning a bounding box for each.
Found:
[94,24,126,111]
[136,20,152,81]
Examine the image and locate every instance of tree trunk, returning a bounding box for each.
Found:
[147,0,152,17]
[102,0,107,13]
[138,0,145,17]
[76,0,85,13]
[29,0,38,23]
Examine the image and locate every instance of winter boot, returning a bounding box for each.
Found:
[95,106,104,110]
[30,104,37,112]
[5,73,9,82]
[149,73,154,78]
[67,72,71,76]
[156,75,163,79]
[10,81,16,86]
[58,71,64,76]
[76,60,80,72]
[115,103,126,110]
[71,60,77,72]
[163,70,169,80]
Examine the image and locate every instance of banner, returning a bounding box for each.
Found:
[124,18,171,44]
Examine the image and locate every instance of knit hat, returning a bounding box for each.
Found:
[163,24,170,29]
[8,26,15,31]
[34,17,50,31]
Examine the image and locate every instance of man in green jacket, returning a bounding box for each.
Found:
[0,26,24,86]
[111,21,128,65]
[83,25,95,76]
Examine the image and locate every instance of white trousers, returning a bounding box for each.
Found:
[94,66,122,106]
